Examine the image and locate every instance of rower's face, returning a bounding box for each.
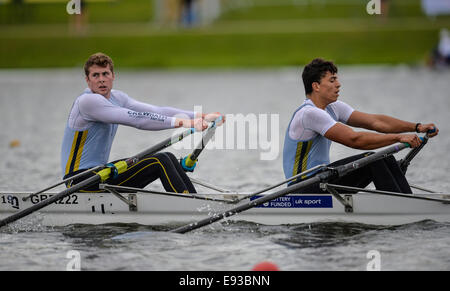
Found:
[85,64,115,98]
[315,71,341,103]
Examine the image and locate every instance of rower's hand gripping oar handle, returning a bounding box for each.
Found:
[404,137,425,148]
[424,126,436,140]
[181,116,223,172]
[403,127,436,148]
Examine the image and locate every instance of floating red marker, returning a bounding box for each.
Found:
[252,261,280,271]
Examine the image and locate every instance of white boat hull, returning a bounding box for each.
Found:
[1,191,449,227]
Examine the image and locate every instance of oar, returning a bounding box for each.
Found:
[181,116,222,172]
[171,142,410,234]
[0,128,195,228]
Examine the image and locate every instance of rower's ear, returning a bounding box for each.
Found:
[312,81,320,92]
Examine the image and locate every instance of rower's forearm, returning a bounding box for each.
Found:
[352,132,400,150]
[372,114,416,133]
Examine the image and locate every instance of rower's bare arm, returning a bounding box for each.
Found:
[347,111,439,138]
[324,123,422,149]
[347,111,416,133]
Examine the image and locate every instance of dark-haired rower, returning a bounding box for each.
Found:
[283,58,438,194]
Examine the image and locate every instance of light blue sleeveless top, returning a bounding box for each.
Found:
[282,103,338,185]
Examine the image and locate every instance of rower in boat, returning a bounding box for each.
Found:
[61,52,224,194]
[283,58,439,194]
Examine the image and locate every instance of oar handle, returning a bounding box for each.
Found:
[212,115,223,126]
[181,154,197,172]
[135,128,194,160]
[424,127,436,140]
[419,127,436,145]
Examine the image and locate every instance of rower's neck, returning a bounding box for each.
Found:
[307,94,329,109]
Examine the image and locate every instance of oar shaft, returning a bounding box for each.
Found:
[181,117,221,171]
[190,121,218,160]
[400,128,435,171]
[338,143,408,176]
[135,128,194,160]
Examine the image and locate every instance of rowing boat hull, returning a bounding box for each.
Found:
[1,191,449,227]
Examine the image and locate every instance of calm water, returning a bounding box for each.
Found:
[0,67,449,271]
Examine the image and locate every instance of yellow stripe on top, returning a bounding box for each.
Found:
[301,141,313,179]
[65,130,88,175]
[293,142,303,177]
[65,133,79,175]
[73,130,88,172]
[292,140,313,179]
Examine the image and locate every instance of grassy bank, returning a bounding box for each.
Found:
[0,28,441,69]
[1,0,449,68]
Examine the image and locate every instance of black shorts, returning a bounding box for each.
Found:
[292,152,412,194]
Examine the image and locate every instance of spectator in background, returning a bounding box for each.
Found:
[165,0,181,28]
[69,0,88,35]
[381,0,390,17]
[154,0,220,28]
[429,28,450,69]
[76,0,88,34]
[181,0,196,27]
